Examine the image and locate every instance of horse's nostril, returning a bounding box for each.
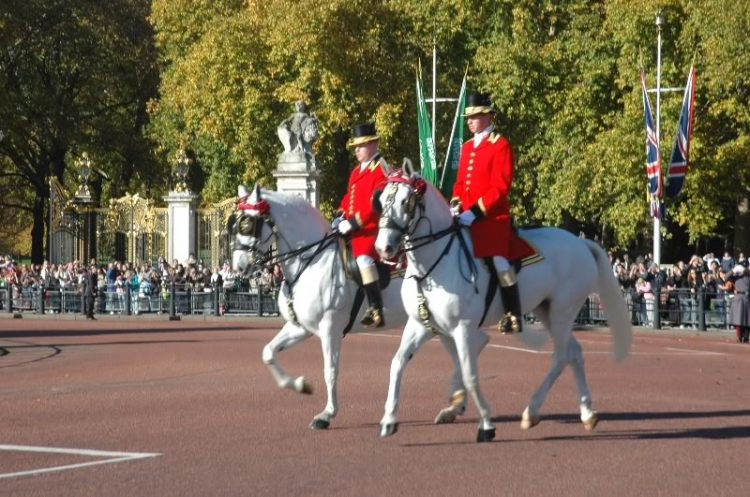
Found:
[385,244,393,255]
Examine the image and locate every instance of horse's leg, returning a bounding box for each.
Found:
[379,318,434,437]
[520,305,572,430]
[310,320,343,430]
[434,330,490,424]
[569,336,599,431]
[262,321,313,394]
[454,327,495,442]
[434,335,465,424]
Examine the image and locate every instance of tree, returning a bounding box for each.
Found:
[0,0,160,262]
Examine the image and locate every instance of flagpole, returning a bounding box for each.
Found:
[653,11,664,266]
[432,37,437,146]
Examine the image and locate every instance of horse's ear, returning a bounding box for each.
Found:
[226,213,236,234]
[253,183,261,201]
[372,189,383,214]
[238,185,248,198]
[402,157,415,176]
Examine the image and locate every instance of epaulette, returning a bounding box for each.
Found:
[489,132,502,144]
[370,154,389,173]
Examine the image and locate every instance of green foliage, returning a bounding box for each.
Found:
[3,0,748,259]
[0,0,160,261]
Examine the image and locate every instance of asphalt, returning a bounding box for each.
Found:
[1,319,748,496]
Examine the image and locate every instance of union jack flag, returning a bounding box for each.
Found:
[640,71,662,200]
[666,65,696,198]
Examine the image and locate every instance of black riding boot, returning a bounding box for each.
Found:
[361,282,385,328]
[498,269,523,334]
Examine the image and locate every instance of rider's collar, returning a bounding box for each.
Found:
[360,152,381,172]
[473,125,494,147]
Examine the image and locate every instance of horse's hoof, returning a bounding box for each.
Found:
[309,418,330,430]
[520,413,541,430]
[294,376,313,395]
[583,412,599,432]
[435,408,457,425]
[476,428,496,443]
[379,422,399,438]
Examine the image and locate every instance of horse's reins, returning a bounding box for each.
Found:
[381,173,480,332]
[382,174,479,289]
[234,197,350,323]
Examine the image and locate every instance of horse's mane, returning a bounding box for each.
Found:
[423,180,450,209]
[260,188,329,244]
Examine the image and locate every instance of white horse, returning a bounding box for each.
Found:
[374,171,631,442]
[231,185,484,430]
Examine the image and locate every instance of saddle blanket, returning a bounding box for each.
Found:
[508,231,544,268]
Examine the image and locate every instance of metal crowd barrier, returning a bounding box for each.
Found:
[3,282,280,318]
[570,288,732,331]
[3,280,729,330]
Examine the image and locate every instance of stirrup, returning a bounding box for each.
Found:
[499,313,521,334]
[361,307,384,328]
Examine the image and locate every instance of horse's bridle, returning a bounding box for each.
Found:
[232,197,276,262]
[378,171,477,292]
[377,171,427,244]
[232,195,338,287]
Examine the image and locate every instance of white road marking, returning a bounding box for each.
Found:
[0,444,162,480]
[359,333,402,339]
[664,347,726,356]
[488,344,542,354]
[359,333,727,356]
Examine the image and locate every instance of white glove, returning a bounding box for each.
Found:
[457,210,476,226]
[338,219,353,234]
[450,204,461,217]
[331,217,342,230]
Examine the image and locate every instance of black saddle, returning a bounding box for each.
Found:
[339,237,394,291]
[338,237,398,336]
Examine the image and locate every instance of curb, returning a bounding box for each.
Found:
[0,312,286,324]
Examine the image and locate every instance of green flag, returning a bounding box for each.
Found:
[416,63,438,185]
[439,71,467,198]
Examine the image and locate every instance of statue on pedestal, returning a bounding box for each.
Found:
[277,100,319,159]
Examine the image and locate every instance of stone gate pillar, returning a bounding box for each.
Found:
[164,191,199,265]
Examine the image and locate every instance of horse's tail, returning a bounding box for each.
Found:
[585,240,632,362]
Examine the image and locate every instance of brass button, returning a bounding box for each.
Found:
[468,166,473,171]
[469,159,474,165]
[470,152,475,157]
[466,180,471,185]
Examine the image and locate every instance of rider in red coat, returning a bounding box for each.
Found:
[451,93,522,333]
[333,122,389,327]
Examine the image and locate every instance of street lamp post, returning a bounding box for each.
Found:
[73,152,95,262]
[174,149,192,193]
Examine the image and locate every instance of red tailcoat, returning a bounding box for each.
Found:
[451,132,514,258]
[338,155,389,260]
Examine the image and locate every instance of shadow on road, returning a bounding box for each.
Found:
[399,411,750,447]
[0,326,258,339]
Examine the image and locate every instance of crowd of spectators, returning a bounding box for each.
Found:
[3,249,750,334]
[0,253,283,315]
[608,250,748,330]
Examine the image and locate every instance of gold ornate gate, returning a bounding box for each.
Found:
[97,193,168,265]
[196,197,235,268]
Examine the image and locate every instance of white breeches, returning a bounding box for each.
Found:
[356,255,377,285]
[492,255,510,272]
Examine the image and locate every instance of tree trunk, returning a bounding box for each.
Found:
[31,193,46,264]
